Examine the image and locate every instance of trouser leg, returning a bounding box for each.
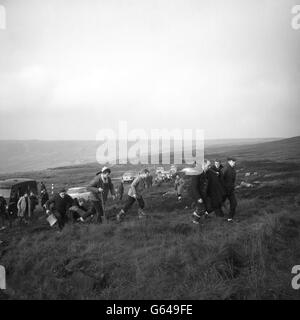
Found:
[123,196,136,214]
[82,206,95,220]
[0,213,5,228]
[136,197,145,210]
[92,201,104,223]
[228,192,237,219]
[8,212,13,228]
[60,214,66,230]
[54,211,67,230]
[68,210,78,223]
[30,209,35,220]
[137,197,146,216]
[214,207,224,217]
[55,212,65,230]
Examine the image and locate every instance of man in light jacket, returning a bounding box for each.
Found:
[87,167,116,223]
[17,193,30,224]
[117,169,150,221]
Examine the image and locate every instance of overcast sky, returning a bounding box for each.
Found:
[0,0,299,140]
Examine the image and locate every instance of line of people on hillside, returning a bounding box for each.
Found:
[42,167,152,232]
[1,157,237,233]
[70,157,237,227]
[43,157,237,232]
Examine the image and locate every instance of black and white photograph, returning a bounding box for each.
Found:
[0,0,300,303]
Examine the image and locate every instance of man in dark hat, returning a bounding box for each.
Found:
[45,188,74,231]
[87,167,116,223]
[222,157,238,222]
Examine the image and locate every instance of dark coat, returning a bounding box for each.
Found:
[118,182,124,195]
[0,196,7,214]
[206,169,226,209]
[40,183,47,193]
[145,175,153,188]
[69,198,94,220]
[192,169,225,211]
[46,193,74,215]
[211,164,224,177]
[41,192,49,207]
[87,174,115,202]
[192,172,209,210]
[29,195,38,211]
[222,165,236,193]
[192,173,207,200]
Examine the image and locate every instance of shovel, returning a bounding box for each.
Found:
[100,192,107,224]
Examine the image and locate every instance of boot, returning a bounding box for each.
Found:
[138,209,146,219]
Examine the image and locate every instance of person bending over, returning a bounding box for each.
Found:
[117,169,150,222]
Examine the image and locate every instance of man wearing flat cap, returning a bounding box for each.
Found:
[87,166,116,223]
[222,157,238,222]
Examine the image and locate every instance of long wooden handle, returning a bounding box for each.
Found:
[100,192,106,223]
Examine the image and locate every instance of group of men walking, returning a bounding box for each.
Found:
[1,157,238,233]
[192,157,237,224]
[43,167,151,231]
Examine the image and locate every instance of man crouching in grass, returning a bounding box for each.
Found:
[117,169,150,222]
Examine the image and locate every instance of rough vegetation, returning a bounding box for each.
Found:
[1,143,300,300]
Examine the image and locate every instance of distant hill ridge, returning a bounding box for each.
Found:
[0,137,297,173]
[206,136,300,162]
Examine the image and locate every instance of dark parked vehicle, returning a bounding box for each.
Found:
[67,186,92,201]
[122,171,137,184]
